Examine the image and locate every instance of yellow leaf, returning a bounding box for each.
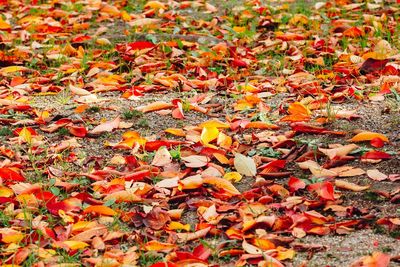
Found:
[95,38,111,46]
[2,231,24,244]
[144,1,167,10]
[217,132,232,149]
[0,186,13,197]
[165,128,185,137]
[120,10,131,21]
[59,210,74,223]
[233,26,246,33]
[144,240,177,251]
[167,221,191,231]
[223,172,242,183]
[63,241,89,250]
[276,246,295,260]
[213,153,230,164]
[72,221,97,233]
[350,131,389,142]
[289,14,308,25]
[362,51,386,60]
[201,127,219,147]
[0,18,11,30]
[0,66,28,75]
[199,119,230,129]
[18,127,32,144]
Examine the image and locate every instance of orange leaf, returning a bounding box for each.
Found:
[83,205,117,216]
[136,101,174,113]
[350,131,389,142]
[144,240,177,251]
[202,176,240,196]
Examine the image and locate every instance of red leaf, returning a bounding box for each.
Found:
[67,126,87,137]
[121,170,151,181]
[360,58,389,74]
[288,176,306,192]
[259,160,286,173]
[361,151,391,160]
[46,199,81,215]
[71,35,91,43]
[148,263,177,267]
[231,58,247,68]
[127,41,156,50]
[193,244,212,261]
[370,137,385,148]
[308,181,335,201]
[13,127,36,136]
[0,168,25,182]
[145,140,185,151]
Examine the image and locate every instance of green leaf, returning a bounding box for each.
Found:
[50,186,60,196]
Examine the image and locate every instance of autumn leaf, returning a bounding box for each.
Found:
[366,169,388,181]
[83,205,117,216]
[202,176,240,196]
[335,180,370,191]
[89,117,120,135]
[350,131,389,142]
[234,153,257,176]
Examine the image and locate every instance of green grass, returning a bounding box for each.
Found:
[122,109,143,120]
[0,127,12,136]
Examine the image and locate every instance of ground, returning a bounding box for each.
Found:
[0,0,399,266]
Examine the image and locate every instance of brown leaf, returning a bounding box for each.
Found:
[143,207,171,230]
[177,227,211,242]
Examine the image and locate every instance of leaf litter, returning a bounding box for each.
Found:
[0,0,400,266]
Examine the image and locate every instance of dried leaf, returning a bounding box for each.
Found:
[234,153,257,176]
[335,180,370,191]
[367,169,388,181]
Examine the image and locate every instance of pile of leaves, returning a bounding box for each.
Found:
[0,0,399,266]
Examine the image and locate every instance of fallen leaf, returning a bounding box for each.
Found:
[151,146,172,167]
[181,155,208,168]
[234,153,257,176]
[350,131,389,142]
[335,180,370,191]
[319,144,358,160]
[367,169,388,181]
[223,172,242,182]
[89,117,120,135]
[83,205,117,216]
[202,176,240,196]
